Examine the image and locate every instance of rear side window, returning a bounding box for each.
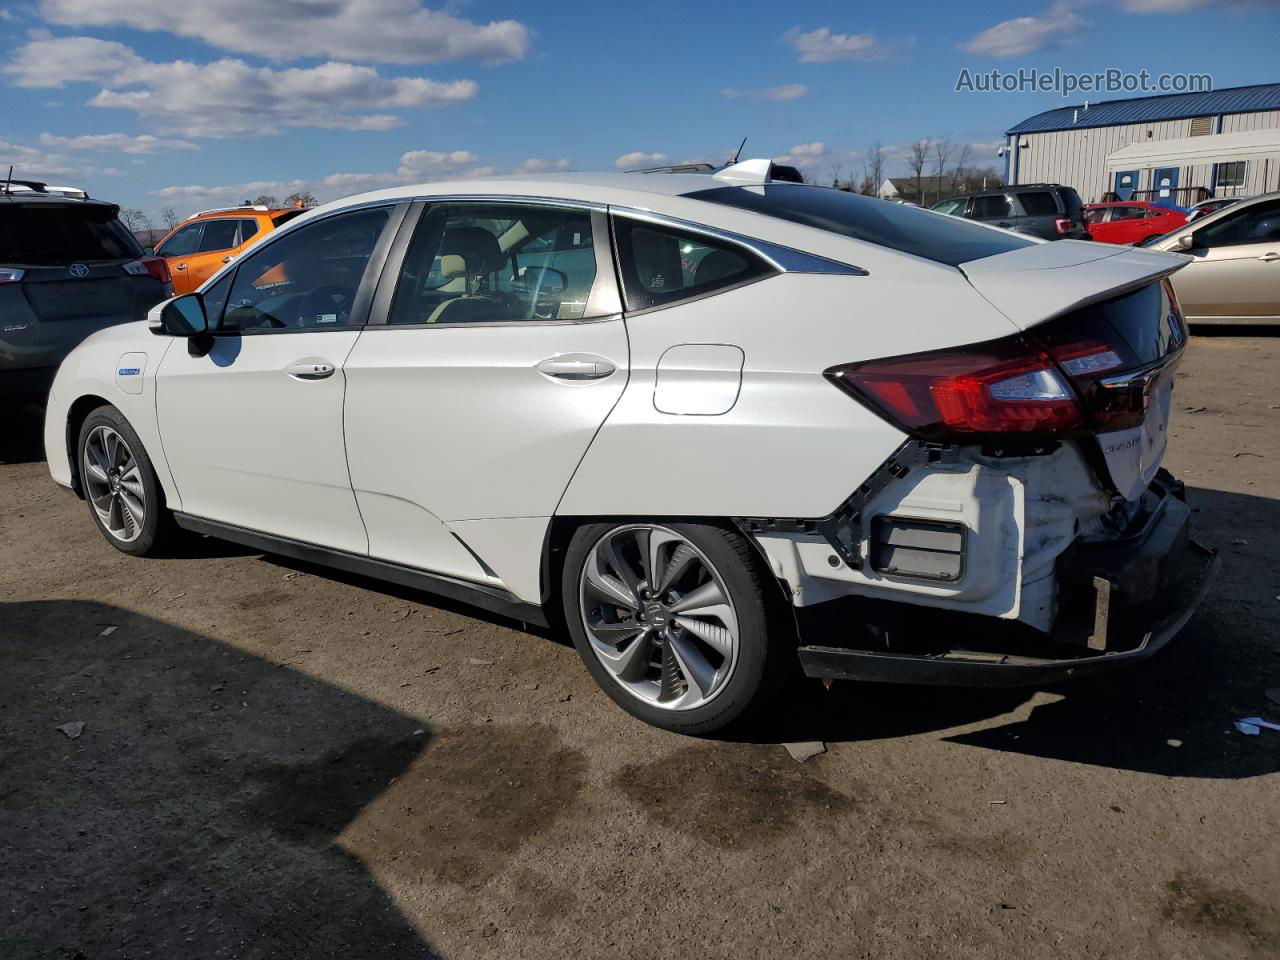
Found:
[1,204,140,265]
[612,217,773,311]
[688,184,1032,268]
[197,219,240,253]
[1018,191,1058,217]
[971,195,1013,220]
[238,219,260,244]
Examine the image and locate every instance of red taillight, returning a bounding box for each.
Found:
[123,256,171,285]
[827,336,1085,438]
[1054,217,1073,235]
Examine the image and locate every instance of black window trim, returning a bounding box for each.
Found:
[206,200,410,336]
[363,197,623,330]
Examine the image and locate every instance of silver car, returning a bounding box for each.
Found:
[1147,191,1280,325]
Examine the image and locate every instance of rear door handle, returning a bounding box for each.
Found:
[221,256,234,264]
[174,263,187,271]
[284,358,336,380]
[535,354,616,381]
[1258,252,1280,262]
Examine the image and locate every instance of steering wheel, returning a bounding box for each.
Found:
[296,285,351,327]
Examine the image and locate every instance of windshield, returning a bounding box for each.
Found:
[686,184,1034,267]
[0,204,140,265]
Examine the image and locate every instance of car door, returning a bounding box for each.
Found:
[154,221,204,294]
[970,193,1017,231]
[182,217,242,291]
[156,203,406,552]
[342,200,627,595]
[1172,198,1280,321]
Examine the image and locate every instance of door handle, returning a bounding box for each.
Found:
[175,263,187,270]
[221,256,234,264]
[1258,252,1280,262]
[535,355,616,381]
[284,358,336,380]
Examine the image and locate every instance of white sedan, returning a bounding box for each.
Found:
[44,160,1218,733]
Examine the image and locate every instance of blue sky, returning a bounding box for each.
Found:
[2,0,1277,221]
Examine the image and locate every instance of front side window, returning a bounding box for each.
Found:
[197,219,240,253]
[688,184,1033,267]
[1112,206,1147,221]
[155,222,202,258]
[388,203,598,325]
[220,206,391,331]
[613,218,773,312]
[1195,199,1280,249]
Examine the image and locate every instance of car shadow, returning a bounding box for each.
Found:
[740,483,1280,781]
[0,403,46,465]
[0,599,440,959]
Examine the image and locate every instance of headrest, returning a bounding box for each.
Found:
[694,249,743,286]
[440,226,502,276]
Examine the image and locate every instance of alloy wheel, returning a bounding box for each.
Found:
[83,425,146,543]
[578,525,740,711]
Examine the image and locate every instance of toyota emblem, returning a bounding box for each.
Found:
[68,263,90,278]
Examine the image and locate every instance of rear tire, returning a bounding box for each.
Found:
[561,520,786,735]
[77,405,175,557]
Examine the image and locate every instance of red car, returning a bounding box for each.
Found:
[1084,201,1189,245]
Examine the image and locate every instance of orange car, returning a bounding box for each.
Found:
[152,205,307,294]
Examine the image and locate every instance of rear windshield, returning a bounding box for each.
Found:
[0,204,140,265]
[687,184,1034,267]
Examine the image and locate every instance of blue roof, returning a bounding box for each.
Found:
[1006,83,1280,135]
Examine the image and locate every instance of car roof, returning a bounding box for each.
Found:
[0,194,119,211]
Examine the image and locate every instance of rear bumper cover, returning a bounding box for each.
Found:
[797,478,1219,687]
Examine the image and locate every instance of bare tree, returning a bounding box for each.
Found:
[931,139,954,196]
[119,208,146,232]
[252,194,279,208]
[907,138,930,205]
[860,141,886,196]
[284,191,317,208]
[949,143,973,193]
[160,206,179,231]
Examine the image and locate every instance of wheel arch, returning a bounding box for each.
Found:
[64,394,114,499]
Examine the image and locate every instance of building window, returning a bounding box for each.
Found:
[1216,161,1247,189]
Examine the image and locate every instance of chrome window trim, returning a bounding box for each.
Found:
[607,205,869,277]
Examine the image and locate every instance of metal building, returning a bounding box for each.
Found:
[1004,82,1280,204]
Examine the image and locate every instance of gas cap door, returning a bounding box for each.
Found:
[653,343,744,415]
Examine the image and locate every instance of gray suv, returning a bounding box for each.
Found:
[932,184,1090,241]
[2,182,170,404]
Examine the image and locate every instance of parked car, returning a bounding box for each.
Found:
[153,205,307,295]
[2,180,170,404]
[1144,191,1280,325]
[1186,196,1244,223]
[44,163,1216,733]
[931,184,1089,240]
[1085,201,1188,245]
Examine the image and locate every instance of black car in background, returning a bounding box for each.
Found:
[932,183,1090,240]
[2,181,171,404]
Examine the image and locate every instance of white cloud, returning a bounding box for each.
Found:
[787,142,826,157]
[784,27,891,63]
[615,151,669,169]
[0,137,76,178]
[512,157,571,174]
[721,83,807,102]
[1125,0,1276,9]
[961,3,1085,57]
[4,36,477,136]
[37,0,529,64]
[39,132,199,154]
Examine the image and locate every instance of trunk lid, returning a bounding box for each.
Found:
[961,240,1190,501]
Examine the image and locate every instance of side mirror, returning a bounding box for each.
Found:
[1175,233,1195,251]
[148,293,214,356]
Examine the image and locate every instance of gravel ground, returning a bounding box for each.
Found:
[2,334,1278,960]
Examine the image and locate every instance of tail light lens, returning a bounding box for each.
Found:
[1054,217,1073,235]
[828,280,1184,439]
[124,256,171,286]
[0,268,25,285]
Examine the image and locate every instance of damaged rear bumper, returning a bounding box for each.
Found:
[796,479,1219,687]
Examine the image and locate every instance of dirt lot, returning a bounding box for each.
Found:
[2,334,1278,960]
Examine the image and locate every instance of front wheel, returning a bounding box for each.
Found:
[77,405,174,556]
[562,521,786,734]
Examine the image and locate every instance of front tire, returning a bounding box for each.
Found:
[562,521,784,734]
[77,406,173,556]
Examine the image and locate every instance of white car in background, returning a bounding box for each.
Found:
[43,160,1218,734]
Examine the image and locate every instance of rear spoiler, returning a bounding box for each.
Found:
[959,240,1188,331]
